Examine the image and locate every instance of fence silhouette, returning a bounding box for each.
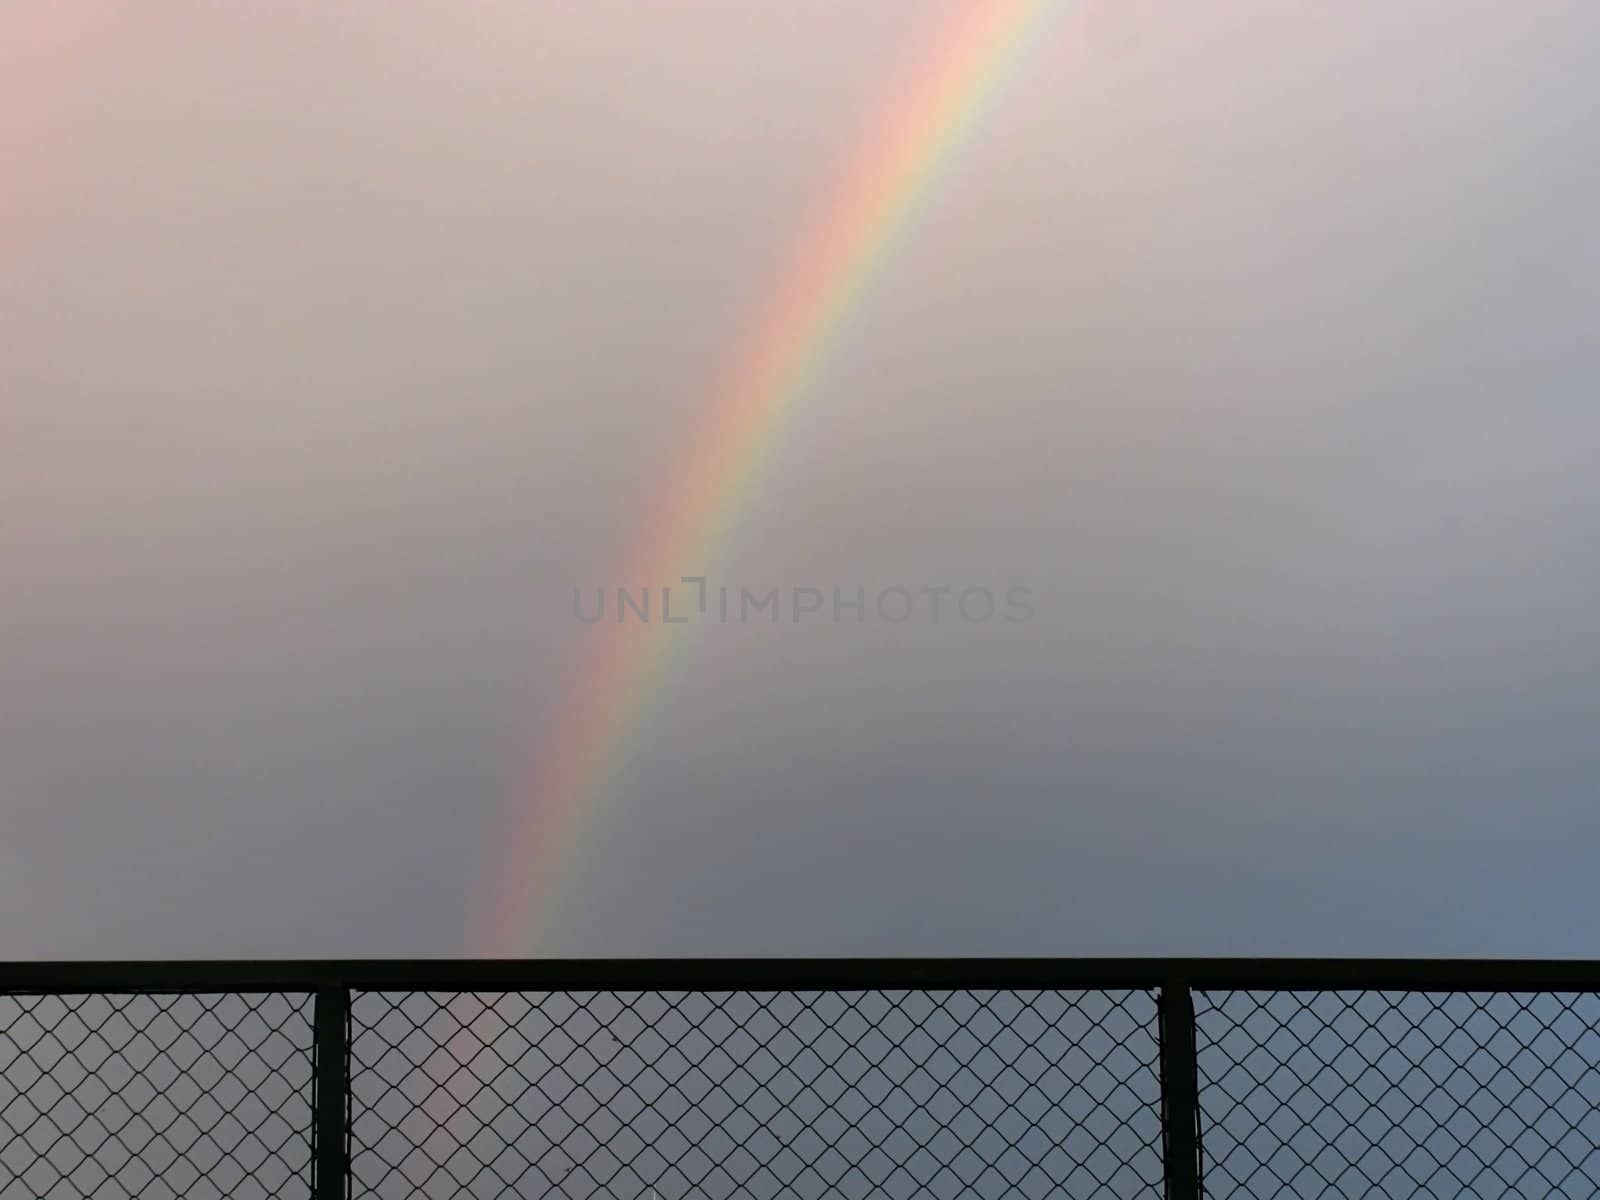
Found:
[3,960,1600,1198]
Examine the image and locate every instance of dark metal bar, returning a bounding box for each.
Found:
[1158,982,1202,1200]
[313,986,349,1200]
[6,957,1600,997]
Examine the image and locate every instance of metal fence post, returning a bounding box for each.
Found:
[1158,981,1202,1200]
[313,986,350,1200]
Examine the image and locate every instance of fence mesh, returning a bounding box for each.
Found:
[8,974,1600,1199]
[348,988,1165,1199]
[0,991,315,1200]
[1195,989,1600,1198]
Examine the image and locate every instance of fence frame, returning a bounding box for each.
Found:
[6,958,1600,1199]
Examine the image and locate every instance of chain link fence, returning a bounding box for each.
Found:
[5,962,1600,1199]
[1195,989,1600,1198]
[348,988,1163,1199]
[0,991,314,1199]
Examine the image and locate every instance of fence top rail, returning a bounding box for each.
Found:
[4,957,1600,996]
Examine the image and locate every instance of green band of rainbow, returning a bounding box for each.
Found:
[477,0,1063,955]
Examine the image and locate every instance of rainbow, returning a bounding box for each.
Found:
[477,0,1064,955]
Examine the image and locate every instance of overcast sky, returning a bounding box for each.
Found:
[3,1,1598,959]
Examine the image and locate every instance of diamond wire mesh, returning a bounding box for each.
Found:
[349,988,1165,1199]
[1194,989,1600,1198]
[0,990,316,1199]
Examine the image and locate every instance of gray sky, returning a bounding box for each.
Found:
[3,0,1598,959]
